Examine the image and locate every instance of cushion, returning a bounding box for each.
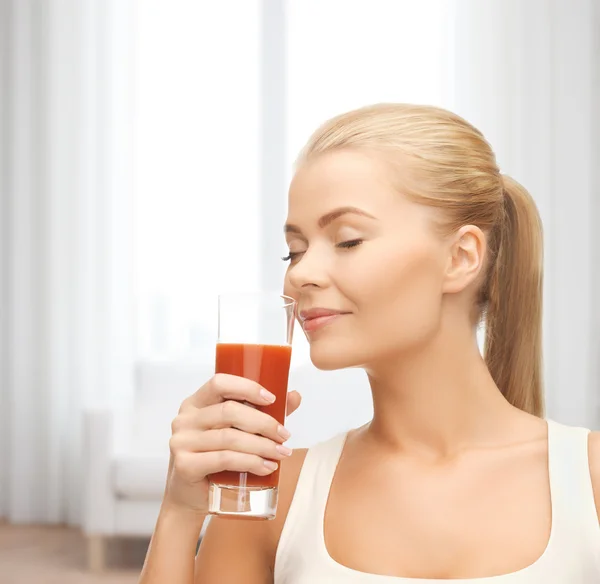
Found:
[113,455,169,500]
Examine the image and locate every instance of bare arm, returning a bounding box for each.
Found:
[195,516,272,584]
[139,500,206,583]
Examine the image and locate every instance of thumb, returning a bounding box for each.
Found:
[286,390,302,416]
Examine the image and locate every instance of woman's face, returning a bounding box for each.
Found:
[283,149,450,371]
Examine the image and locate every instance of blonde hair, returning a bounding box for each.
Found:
[297,103,544,417]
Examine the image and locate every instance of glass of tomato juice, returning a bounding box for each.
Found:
[207,292,296,520]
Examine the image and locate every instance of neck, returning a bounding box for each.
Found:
[364,317,520,460]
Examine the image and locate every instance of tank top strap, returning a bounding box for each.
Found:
[275,431,348,574]
[546,419,600,549]
[308,431,349,507]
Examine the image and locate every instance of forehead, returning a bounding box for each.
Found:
[288,149,396,212]
[286,149,441,235]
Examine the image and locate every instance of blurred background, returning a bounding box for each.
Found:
[0,0,598,581]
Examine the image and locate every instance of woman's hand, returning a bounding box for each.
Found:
[163,374,302,514]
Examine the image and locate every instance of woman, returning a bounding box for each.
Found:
[140,104,600,583]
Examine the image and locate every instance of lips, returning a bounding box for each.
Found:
[299,308,350,332]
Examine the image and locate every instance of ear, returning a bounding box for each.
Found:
[442,225,486,294]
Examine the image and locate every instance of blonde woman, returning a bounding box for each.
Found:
[140,104,600,583]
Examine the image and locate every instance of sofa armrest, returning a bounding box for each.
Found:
[82,408,116,535]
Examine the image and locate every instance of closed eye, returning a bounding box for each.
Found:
[337,239,363,249]
[281,251,303,262]
[282,239,363,262]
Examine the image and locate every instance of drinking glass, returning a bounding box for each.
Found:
[207,292,296,519]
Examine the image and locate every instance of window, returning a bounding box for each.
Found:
[133,0,261,360]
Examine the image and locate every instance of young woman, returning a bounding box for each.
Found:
[139,104,600,583]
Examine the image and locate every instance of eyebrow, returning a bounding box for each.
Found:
[284,206,377,234]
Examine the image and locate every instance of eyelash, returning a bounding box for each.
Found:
[281,239,363,262]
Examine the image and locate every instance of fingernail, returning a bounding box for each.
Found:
[277,425,291,440]
[260,389,276,403]
[263,460,278,471]
[276,444,293,457]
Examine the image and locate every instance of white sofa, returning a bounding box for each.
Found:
[82,360,371,571]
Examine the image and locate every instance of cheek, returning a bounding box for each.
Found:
[342,243,444,346]
[282,272,293,298]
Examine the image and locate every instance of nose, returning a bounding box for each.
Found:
[287,247,330,290]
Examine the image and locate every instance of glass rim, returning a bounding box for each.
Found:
[217,292,296,308]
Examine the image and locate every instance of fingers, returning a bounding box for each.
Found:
[182,373,276,411]
[173,400,290,444]
[172,450,279,482]
[167,376,302,507]
[286,390,302,416]
[169,428,293,461]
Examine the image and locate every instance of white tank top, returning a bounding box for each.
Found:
[275,420,600,583]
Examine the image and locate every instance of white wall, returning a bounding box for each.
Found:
[592,0,600,429]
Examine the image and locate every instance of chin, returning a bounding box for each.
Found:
[308,338,366,371]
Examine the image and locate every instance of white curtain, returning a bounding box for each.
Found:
[449,0,600,428]
[0,0,135,524]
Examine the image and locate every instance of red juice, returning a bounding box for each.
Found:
[209,342,292,489]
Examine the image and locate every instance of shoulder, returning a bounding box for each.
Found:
[587,431,600,520]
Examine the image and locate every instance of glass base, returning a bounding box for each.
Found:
[208,483,278,520]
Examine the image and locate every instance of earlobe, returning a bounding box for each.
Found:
[442,226,485,294]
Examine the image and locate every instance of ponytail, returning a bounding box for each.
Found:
[483,175,544,416]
